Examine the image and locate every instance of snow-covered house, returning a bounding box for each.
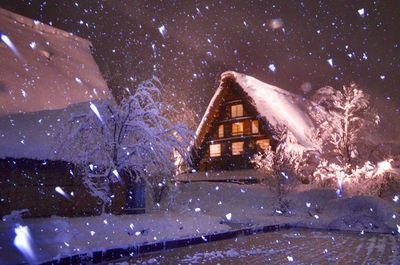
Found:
[0,8,119,217]
[178,71,316,182]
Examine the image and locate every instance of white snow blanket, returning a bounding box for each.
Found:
[0,8,111,115]
[0,100,105,161]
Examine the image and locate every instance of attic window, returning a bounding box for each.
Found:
[232,122,243,136]
[218,124,224,138]
[210,144,221,157]
[256,139,270,151]
[231,104,243,118]
[232,142,244,155]
[251,120,259,134]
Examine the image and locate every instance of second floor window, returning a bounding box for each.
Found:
[218,124,224,138]
[231,104,243,118]
[251,120,259,134]
[232,122,244,136]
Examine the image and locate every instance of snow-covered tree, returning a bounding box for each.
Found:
[311,83,398,195]
[251,124,305,213]
[312,83,372,166]
[59,77,192,211]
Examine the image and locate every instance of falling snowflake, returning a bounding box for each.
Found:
[89,102,104,123]
[327,58,334,67]
[226,213,232,221]
[14,225,36,263]
[55,186,69,199]
[268,63,276,72]
[158,25,167,37]
[112,169,120,180]
[357,8,365,18]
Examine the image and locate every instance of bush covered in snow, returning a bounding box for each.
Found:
[253,83,399,198]
[310,83,398,196]
[59,77,193,211]
[251,125,306,213]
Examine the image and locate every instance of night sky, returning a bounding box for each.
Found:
[1,1,399,122]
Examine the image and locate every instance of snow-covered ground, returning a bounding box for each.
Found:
[170,182,400,234]
[124,229,400,264]
[0,211,229,264]
[1,182,399,264]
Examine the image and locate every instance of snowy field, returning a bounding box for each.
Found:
[122,229,400,264]
[1,181,399,264]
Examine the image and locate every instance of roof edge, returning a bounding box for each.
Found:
[0,7,92,47]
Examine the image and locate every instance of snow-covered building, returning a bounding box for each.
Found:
[179,71,316,181]
[0,8,122,217]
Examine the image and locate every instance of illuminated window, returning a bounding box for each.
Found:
[231,104,243,117]
[256,139,270,151]
[251,120,259,134]
[231,122,244,136]
[232,142,244,155]
[218,124,224,138]
[210,144,221,157]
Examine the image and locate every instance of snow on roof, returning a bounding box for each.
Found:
[0,7,111,115]
[0,101,104,161]
[195,71,316,149]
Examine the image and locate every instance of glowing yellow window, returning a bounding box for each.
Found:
[232,122,244,136]
[256,139,270,151]
[252,120,259,134]
[231,104,243,118]
[232,142,244,155]
[210,144,221,157]
[218,124,224,138]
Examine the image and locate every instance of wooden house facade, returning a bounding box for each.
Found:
[191,74,277,172]
[186,71,317,181]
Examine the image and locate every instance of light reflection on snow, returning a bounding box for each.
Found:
[13,225,36,264]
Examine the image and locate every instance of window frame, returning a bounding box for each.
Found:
[251,120,259,134]
[209,143,221,157]
[218,124,224,138]
[231,121,244,136]
[231,104,243,118]
[231,141,244,156]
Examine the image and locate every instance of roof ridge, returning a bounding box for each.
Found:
[0,7,91,46]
